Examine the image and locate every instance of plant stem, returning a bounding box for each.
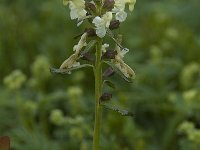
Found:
[93,38,103,150]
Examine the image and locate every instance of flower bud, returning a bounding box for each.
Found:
[100,93,112,102]
[85,2,96,14]
[102,50,117,60]
[80,52,95,62]
[84,28,96,37]
[103,0,115,11]
[109,20,120,30]
[103,67,115,77]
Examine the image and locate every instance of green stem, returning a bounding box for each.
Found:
[93,38,103,150]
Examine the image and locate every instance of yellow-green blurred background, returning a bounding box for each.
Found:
[0,0,200,149]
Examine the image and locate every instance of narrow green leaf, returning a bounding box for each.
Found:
[81,40,97,56]
[101,103,134,117]
[106,28,124,49]
[73,33,83,39]
[103,80,116,89]
[104,61,133,83]
[50,64,93,75]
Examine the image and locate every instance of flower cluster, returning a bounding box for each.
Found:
[63,0,136,37]
[60,0,136,80]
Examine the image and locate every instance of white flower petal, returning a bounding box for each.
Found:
[92,12,113,38]
[69,3,78,19]
[75,33,87,53]
[92,17,103,25]
[101,43,109,52]
[125,0,136,11]
[96,27,107,38]
[77,20,83,27]
[65,0,87,20]
[116,11,127,22]
[102,12,113,27]
[113,0,125,11]
[73,45,78,51]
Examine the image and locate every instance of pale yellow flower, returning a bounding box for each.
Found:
[112,0,136,22]
[112,0,127,22]
[125,0,136,11]
[92,12,113,38]
[63,0,87,20]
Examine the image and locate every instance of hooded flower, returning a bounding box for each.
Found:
[112,0,136,22]
[125,0,136,11]
[112,0,127,22]
[63,0,87,20]
[92,12,113,38]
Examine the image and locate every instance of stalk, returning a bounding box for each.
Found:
[93,38,103,150]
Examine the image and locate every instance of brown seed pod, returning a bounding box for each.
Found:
[85,28,96,37]
[80,52,95,62]
[103,0,115,11]
[85,2,96,14]
[103,67,115,77]
[100,93,112,102]
[102,50,117,60]
[109,20,120,30]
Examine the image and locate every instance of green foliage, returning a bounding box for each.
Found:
[0,0,200,149]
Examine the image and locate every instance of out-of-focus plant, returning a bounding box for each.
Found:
[50,0,136,149]
[3,70,27,90]
[178,121,200,149]
[29,55,51,91]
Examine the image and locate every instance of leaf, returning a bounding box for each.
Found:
[106,28,115,37]
[106,28,124,49]
[73,33,83,39]
[103,80,116,89]
[80,40,97,56]
[104,61,133,83]
[50,64,93,75]
[101,103,134,117]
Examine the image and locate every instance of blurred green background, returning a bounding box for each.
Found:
[0,0,200,149]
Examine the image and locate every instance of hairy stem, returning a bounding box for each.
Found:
[93,38,103,150]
